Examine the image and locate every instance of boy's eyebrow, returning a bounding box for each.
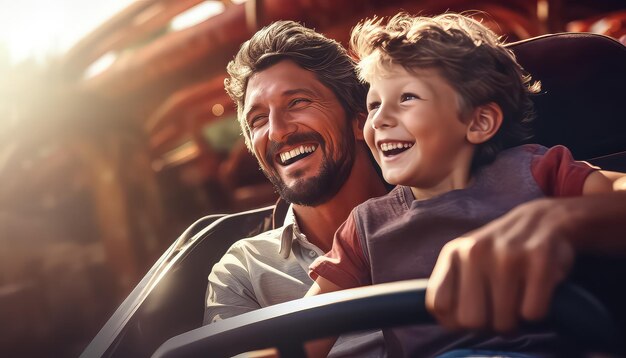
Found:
[244,88,318,121]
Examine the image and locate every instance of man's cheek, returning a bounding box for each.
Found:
[250,148,269,173]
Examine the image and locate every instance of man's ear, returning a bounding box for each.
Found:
[466,102,503,144]
[352,113,367,141]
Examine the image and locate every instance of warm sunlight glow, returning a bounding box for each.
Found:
[211,104,225,117]
[83,52,117,79]
[0,0,136,64]
[170,1,225,32]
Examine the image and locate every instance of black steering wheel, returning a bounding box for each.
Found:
[151,279,623,357]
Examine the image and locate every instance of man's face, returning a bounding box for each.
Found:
[243,60,356,206]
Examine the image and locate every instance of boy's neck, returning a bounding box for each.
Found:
[410,179,471,201]
[409,159,474,201]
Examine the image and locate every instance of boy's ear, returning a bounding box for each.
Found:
[466,102,503,144]
[352,113,367,141]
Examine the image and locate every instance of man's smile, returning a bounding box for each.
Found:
[264,132,326,173]
[277,144,318,166]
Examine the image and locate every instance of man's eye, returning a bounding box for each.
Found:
[367,101,381,112]
[400,93,421,102]
[249,115,268,129]
[289,98,311,108]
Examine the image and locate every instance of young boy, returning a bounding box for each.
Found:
[306,13,626,357]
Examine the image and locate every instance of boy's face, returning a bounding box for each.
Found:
[364,65,474,191]
[243,60,357,206]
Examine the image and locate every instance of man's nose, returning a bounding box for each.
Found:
[370,104,397,130]
[268,112,296,142]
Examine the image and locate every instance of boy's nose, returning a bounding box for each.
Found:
[268,112,297,142]
[370,105,397,129]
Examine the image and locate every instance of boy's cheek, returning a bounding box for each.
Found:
[365,140,379,161]
[363,127,376,150]
[362,132,382,164]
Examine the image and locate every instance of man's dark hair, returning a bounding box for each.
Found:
[225,20,368,149]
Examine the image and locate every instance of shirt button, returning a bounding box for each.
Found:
[308,250,317,258]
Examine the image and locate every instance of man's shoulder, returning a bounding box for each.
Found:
[212,227,286,273]
[228,227,283,253]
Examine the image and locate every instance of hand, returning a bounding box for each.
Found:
[425,198,576,333]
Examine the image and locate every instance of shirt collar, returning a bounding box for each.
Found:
[278,205,308,259]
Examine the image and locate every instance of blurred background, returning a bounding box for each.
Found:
[1,0,625,356]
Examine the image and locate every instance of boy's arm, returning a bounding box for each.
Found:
[567,170,626,252]
[426,169,626,333]
[303,277,344,358]
[583,170,626,194]
[235,278,343,358]
[306,275,344,296]
[302,212,369,357]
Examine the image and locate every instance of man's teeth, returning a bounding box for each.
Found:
[279,145,316,164]
[380,142,413,152]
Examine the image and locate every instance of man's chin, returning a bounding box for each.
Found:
[262,148,353,207]
[276,177,334,207]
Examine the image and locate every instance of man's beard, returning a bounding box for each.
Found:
[262,131,355,207]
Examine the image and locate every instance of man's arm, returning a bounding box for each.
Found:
[425,170,626,332]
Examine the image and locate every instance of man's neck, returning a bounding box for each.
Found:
[292,145,387,252]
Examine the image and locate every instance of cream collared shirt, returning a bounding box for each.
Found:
[205,206,386,357]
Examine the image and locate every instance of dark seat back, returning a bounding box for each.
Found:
[81,206,275,357]
[508,33,626,161]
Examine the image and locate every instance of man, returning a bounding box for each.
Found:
[203,20,388,356]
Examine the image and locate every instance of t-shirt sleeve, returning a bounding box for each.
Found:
[309,211,371,289]
[204,242,260,324]
[530,145,597,197]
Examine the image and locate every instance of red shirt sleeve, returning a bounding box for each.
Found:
[530,145,597,197]
[309,211,371,289]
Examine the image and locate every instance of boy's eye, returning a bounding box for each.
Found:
[400,93,421,102]
[367,101,381,112]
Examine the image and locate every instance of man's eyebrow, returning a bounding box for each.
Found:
[282,88,318,97]
[244,88,318,121]
[244,104,261,123]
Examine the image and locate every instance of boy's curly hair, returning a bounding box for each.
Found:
[351,12,541,169]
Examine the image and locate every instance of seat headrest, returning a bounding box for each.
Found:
[507,33,626,159]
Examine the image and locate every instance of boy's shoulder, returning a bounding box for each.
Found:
[355,185,410,216]
[491,143,558,166]
[502,143,547,156]
[498,143,574,162]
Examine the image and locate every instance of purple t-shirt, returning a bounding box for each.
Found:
[310,144,596,356]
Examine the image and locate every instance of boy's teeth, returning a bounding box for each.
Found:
[280,145,316,164]
[380,142,413,152]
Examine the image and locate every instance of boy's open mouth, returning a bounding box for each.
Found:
[379,141,414,157]
[277,144,318,166]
